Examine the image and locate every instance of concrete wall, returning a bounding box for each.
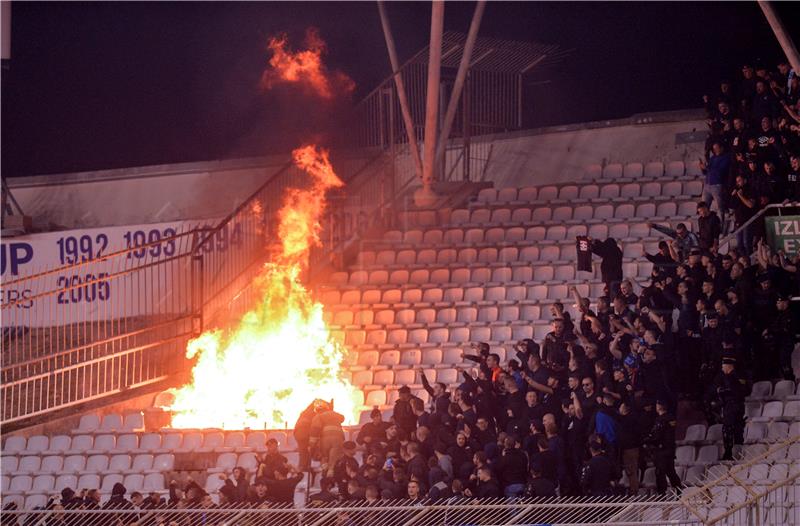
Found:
[5,110,708,232]
[482,118,708,188]
[8,157,289,231]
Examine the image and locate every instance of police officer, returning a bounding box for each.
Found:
[713,357,749,460]
[643,400,683,495]
[764,294,797,381]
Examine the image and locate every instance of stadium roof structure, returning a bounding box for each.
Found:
[408,30,569,75]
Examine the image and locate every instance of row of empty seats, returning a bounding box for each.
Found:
[446,200,697,227]
[336,260,653,288]
[321,282,627,310]
[681,418,800,447]
[748,380,800,401]
[583,160,702,181]
[743,422,799,444]
[683,463,799,488]
[323,260,654,290]
[746,400,800,421]
[2,472,166,495]
[336,324,552,350]
[65,413,144,434]
[368,222,666,253]
[2,429,297,456]
[329,304,575,330]
[474,179,702,205]
[1,453,174,476]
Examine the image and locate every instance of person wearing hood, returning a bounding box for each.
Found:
[102,482,135,525]
[589,237,624,297]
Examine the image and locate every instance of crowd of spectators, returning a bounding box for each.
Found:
[701,60,800,254]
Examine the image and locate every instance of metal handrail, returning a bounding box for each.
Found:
[718,201,800,253]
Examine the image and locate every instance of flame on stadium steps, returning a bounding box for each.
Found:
[165,145,361,429]
[260,28,354,99]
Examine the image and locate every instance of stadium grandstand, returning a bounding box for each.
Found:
[2,2,800,526]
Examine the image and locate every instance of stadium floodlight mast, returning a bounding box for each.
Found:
[758,1,800,76]
[377,0,486,207]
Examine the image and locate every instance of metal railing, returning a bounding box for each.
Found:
[1,228,204,424]
[679,435,800,526]
[718,201,800,254]
[3,491,796,526]
[0,496,703,526]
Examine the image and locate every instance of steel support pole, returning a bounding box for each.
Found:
[758,1,800,75]
[434,0,486,169]
[421,0,445,193]
[377,1,424,180]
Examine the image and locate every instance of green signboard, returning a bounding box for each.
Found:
[765,215,800,256]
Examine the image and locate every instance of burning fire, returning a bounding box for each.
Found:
[166,145,361,429]
[261,28,355,99]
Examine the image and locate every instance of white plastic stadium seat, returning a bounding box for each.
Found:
[15,456,41,475]
[100,414,123,432]
[602,163,623,179]
[25,436,49,454]
[644,162,664,178]
[131,454,154,472]
[666,161,685,177]
[109,454,132,472]
[624,162,643,178]
[3,436,26,454]
[76,414,101,433]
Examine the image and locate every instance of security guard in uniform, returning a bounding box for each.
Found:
[643,399,684,495]
[713,357,749,460]
[764,294,798,381]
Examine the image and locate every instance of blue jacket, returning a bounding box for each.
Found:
[594,407,618,446]
[704,153,731,186]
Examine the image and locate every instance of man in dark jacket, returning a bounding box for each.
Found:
[713,358,749,460]
[494,436,528,497]
[102,482,136,525]
[644,400,683,494]
[696,202,722,250]
[644,241,678,278]
[467,467,501,498]
[580,437,618,496]
[617,402,643,495]
[404,442,429,486]
[420,370,451,425]
[357,409,390,454]
[525,458,557,498]
[590,237,624,297]
[765,295,798,381]
[393,386,422,437]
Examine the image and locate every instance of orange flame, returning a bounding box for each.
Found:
[165,145,359,429]
[261,28,355,99]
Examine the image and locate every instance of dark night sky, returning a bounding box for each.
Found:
[2,1,799,178]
